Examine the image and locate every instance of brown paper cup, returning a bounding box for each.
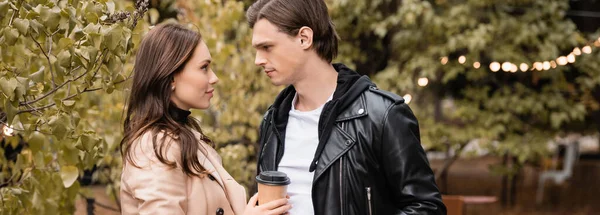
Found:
[255,171,291,205]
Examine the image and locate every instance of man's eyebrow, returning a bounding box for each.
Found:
[252,41,271,48]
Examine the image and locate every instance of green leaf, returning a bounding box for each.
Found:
[0,77,18,100]
[3,27,19,45]
[13,18,30,35]
[28,20,44,36]
[105,1,115,14]
[3,99,18,124]
[28,131,47,153]
[34,151,45,167]
[15,77,28,100]
[62,100,75,107]
[59,165,79,188]
[58,38,75,51]
[57,50,72,68]
[149,8,160,25]
[48,116,69,141]
[0,2,9,17]
[61,147,80,165]
[39,6,61,31]
[32,191,43,209]
[82,23,101,35]
[80,134,95,152]
[103,26,123,52]
[29,66,46,83]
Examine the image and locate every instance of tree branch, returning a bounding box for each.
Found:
[2,65,19,76]
[19,65,83,106]
[16,76,131,114]
[8,3,19,26]
[434,143,467,181]
[30,34,56,88]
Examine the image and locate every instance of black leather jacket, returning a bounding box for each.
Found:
[257,64,446,215]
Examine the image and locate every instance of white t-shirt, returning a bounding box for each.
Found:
[278,93,332,215]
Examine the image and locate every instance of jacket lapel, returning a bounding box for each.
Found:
[313,124,356,181]
[313,94,367,181]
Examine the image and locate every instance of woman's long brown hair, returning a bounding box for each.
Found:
[120,23,213,176]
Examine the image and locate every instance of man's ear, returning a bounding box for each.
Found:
[298,26,313,50]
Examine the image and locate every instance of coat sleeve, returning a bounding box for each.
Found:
[122,133,188,215]
[379,102,446,215]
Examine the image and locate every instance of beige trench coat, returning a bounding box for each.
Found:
[120,131,247,215]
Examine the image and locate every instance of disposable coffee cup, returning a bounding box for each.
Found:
[255,171,291,205]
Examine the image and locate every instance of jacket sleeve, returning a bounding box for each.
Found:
[122,133,188,215]
[379,102,446,215]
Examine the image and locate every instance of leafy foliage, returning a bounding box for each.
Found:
[0,0,149,213]
[329,0,600,174]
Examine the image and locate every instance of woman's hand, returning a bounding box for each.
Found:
[243,193,292,215]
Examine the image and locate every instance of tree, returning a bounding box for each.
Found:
[329,0,600,204]
[0,0,149,213]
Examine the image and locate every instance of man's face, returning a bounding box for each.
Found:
[252,19,306,86]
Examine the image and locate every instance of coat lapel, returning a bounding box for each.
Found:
[204,147,247,215]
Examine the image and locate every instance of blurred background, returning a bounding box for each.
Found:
[1,0,599,214]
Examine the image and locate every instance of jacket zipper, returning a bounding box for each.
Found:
[366,187,373,215]
[258,109,273,171]
[339,157,344,215]
[269,109,285,168]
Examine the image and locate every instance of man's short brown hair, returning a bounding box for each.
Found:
[246,0,339,63]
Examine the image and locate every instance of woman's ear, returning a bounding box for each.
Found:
[298,26,313,50]
[171,78,176,91]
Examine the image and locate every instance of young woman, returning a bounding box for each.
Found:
[119,23,291,215]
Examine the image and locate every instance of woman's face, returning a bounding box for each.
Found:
[170,41,219,110]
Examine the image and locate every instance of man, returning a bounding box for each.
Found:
[247,0,446,214]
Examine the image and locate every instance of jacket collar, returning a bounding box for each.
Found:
[336,92,368,122]
[268,63,374,123]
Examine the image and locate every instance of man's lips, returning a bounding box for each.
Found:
[265,69,275,75]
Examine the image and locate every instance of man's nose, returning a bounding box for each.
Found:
[255,52,267,66]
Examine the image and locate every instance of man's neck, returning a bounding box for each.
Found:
[293,58,338,112]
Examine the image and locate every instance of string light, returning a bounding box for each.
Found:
[437,37,599,72]
[417,77,429,87]
[458,56,466,64]
[542,61,551,70]
[533,62,543,71]
[508,64,517,73]
[441,57,448,65]
[2,125,14,137]
[501,62,512,72]
[403,94,413,104]
[582,46,592,54]
[557,56,568,65]
[567,54,576,63]
[490,62,501,72]
[519,63,528,72]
